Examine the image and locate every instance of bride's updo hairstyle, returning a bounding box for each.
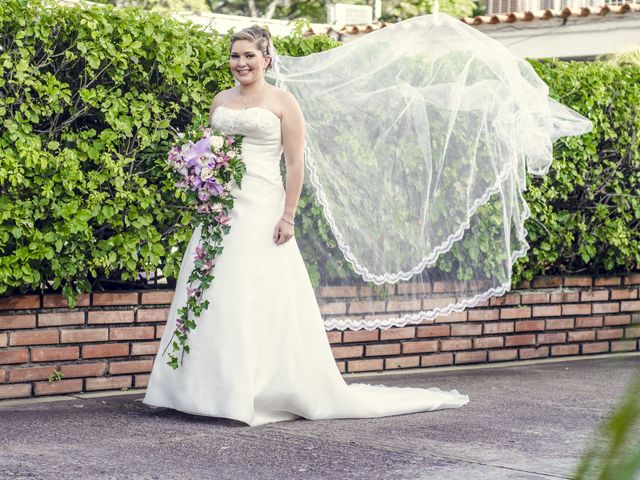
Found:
[230,26,273,70]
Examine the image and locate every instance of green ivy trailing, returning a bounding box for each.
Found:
[0,0,638,305]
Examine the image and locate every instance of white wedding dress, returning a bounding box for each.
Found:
[142,105,470,426]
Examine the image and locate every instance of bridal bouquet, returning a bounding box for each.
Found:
[162,120,245,369]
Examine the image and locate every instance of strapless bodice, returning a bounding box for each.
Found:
[211,106,283,186]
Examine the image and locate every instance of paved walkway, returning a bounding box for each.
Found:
[1,354,638,479]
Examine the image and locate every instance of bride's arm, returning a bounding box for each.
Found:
[275,91,305,244]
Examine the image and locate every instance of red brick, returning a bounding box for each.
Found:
[0,383,31,399]
[581,290,609,302]
[326,331,342,344]
[421,352,453,367]
[347,358,383,373]
[358,285,396,297]
[592,303,620,314]
[8,366,55,383]
[92,292,138,306]
[0,349,29,365]
[331,345,363,359]
[422,297,456,310]
[380,327,415,341]
[417,325,450,337]
[611,289,638,300]
[109,359,154,375]
[624,326,640,338]
[336,361,346,373]
[131,342,159,356]
[531,276,562,288]
[611,340,637,352]
[550,292,580,303]
[473,337,504,349]
[385,356,420,369]
[597,329,623,340]
[450,324,482,336]
[60,328,108,343]
[0,295,39,310]
[532,305,561,317]
[34,379,82,396]
[136,308,169,323]
[319,285,358,298]
[60,363,107,378]
[505,334,536,347]
[155,325,164,339]
[483,322,514,334]
[0,333,6,347]
[575,316,603,328]
[537,332,567,344]
[489,349,518,362]
[520,293,551,304]
[440,338,472,351]
[396,283,430,295]
[9,330,59,346]
[568,330,596,342]
[545,318,574,330]
[109,326,154,341]
[455,350,487,364]
[0,314,36,330]
[366,343,401,356]
[563,276,592,287]
[402,340,438,354]
[82,343,129,359]
[582,342,609,354]
[515,280,531,289]
[140,290,174,305]
[519,346,549,359]
[562,304,592,316]
[85,376,132,391]
[386,299,422,312]
[37,312,85,327]
[434,311,468,323]
[135,374,150,388]
[620,301,640,312]
[348,301,385,314]
[551,344,580,356]
[489,293,521,306]
[42,294,90,308]
[468,309,500,321]
[342,330,378,343]
[87,310,135,325]
[319,302,347,315]
[594,277,622,287]
[31,346,79,362]
[604,315,631,326]
[515,320,545,332]
[623,274,640,286]
[431,281,456,294]
[500,307,532,319]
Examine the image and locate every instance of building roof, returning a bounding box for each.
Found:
[460,2,640,27]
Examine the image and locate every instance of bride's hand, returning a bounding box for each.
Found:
[273,217,294,245]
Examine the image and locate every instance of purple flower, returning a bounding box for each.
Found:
[194,246,206,261]
[198,189,211,202]
[187,286,200,298]
[205,180,224,196]
[215,212,231,225]
[199,259,214,274]
[184,139,214,168]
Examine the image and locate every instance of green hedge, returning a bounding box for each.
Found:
[0,0,638,304]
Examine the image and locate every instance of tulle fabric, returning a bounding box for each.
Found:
[266,13,593,331]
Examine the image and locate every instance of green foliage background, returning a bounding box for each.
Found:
[0,0,638,303]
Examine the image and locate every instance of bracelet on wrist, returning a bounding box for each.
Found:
[281,216,295,225]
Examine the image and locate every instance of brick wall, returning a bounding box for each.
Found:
[0,273,639,401]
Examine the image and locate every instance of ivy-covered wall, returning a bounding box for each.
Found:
[1,0,638,304]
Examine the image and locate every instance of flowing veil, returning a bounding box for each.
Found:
[264,13,593,331]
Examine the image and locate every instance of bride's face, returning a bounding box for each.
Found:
[230,40,271,85]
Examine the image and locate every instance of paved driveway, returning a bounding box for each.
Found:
[1,355,638,479]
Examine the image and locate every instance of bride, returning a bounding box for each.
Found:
[142,25,472,426]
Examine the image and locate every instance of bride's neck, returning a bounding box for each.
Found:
[238,79,267,96]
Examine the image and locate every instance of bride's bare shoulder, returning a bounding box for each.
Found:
[209,89,234,124]
[274,88,302,118]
